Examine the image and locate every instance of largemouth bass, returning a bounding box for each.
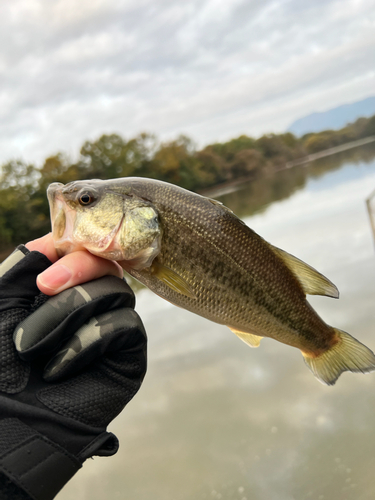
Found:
[47,177,375,385]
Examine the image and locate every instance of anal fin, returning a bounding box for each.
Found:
[229,327,263,348]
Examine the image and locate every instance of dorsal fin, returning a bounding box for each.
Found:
[271,245,339,298]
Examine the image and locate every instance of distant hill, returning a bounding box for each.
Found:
[288,96,375,136]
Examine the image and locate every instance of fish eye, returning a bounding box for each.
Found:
[78,192,95,206]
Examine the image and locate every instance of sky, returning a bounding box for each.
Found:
[0,0,374,166]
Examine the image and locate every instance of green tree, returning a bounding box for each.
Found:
[210,135,256,162]
[255,134,290,159]
[195,146,228,185]
[229,148,265,178]
[0,160,42,249]
[79,132,158,179]
[362,116,375,137]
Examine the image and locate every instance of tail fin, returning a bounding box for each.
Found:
[302,329,375,385]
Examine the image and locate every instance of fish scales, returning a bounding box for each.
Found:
[47,177,375,385]
[126,179,332,352]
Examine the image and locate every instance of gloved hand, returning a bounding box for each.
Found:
[0,246,147,500]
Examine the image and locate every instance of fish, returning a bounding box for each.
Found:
[47,177,375,385]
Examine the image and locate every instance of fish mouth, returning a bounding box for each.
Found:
[48,196,79,256]
[47,183,85,255]
[47,184,67,250]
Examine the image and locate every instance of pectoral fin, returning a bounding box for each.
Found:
[151,262,196,298]
[271,245,339,298]
[229,327,263,348]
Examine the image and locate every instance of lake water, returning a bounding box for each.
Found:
[58,146,375,500]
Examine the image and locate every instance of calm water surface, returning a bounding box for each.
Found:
[59,150,375,500]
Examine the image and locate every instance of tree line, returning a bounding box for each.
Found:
[1,113,375,253]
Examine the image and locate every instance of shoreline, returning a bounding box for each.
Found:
[199,135,375,198]
[284,136,375,169]
[2,136,375,260]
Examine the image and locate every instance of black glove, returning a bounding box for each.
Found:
[0,246,147,500]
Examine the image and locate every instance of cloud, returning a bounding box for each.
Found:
[0,0,374,164]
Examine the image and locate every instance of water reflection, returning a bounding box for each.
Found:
[217,141,375,219]
[58,146,375,500]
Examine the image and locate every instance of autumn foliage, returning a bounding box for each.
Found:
[1,114,375,251]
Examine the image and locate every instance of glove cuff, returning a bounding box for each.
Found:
[0,418,81,500]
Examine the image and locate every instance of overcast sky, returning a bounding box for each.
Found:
[1,0,374,166]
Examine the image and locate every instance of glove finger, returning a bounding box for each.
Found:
[0,246,51,313]
[14,276,135,360]
[43,307,147,381]
[37,310,147,428]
